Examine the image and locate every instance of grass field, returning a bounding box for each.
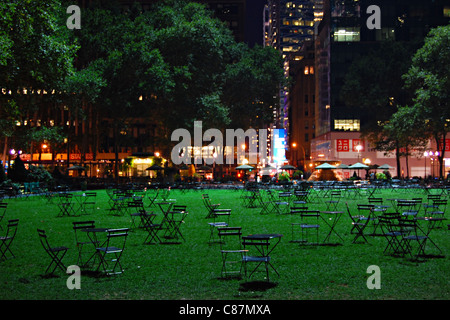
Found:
[0,186,448,301]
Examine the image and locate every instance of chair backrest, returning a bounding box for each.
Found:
[433,199,447,207]
[398,218,421,236]
[172,205,187,212]
[357,204,374,211]
[300,210,321,223]
[37,229,52,251]
[104,228,129,250]
[427,194,441,201]
[242,236,270,256]
[290,206,308,214]
[72,220,95,244]
[331,190,341,197]
[73,220,95,231]
[128,198,144,209]
[218,227,243,250]
[368,197,383,204]
[3,219,19,239]
[279,192,291,198]
[346,202,359,221]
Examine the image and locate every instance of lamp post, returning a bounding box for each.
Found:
[40,143,48,165]
[364,158,371,179]
[424,151,429,179]
[355,145,363,177]
[356,144,362,161]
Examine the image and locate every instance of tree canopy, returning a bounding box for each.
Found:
[1,0,285,179]
[401,24,450,178]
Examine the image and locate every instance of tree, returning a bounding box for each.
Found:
[223,43,285,129]
[402,25,450,178]
[340,41,419,176]
[382,105,428,178]
[73,0,284,177]
[0,0,78,164]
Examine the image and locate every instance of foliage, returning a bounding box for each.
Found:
[0,0,78,131]
[278,171,291,182]
[375,172,387,180]
[340,41,419,177]
[223,44,285,129]
[27,165,54,184]
[292,170,303,179]
[402,25,450,178]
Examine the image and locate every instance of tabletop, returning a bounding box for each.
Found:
[243,234,282,240]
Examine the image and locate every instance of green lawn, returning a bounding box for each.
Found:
[0,187,448,300]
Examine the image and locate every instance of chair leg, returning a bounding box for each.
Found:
[46,250,67,274]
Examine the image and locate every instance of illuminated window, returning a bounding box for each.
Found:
[333,28,360,42]
[334,119,360,131]
[444,7,450,17]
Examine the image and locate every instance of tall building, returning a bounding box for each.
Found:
[310,0,450,177]
[264,0,322,149]
[315,0,450,137]
[286,40,316,172]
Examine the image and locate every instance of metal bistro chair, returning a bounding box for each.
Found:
[37,229,69,275]
[83,192,97,214]
[163,205,188,242]
[399,219,442,261]
[325,190,342,210]
[346,202,371,244]
[378,213,408,256]
[208,209,231,244]
[128,198,156,230]
[217,227,247,279]
[242,234,281,282]
[202,194,224,218]
[0,219,19,261]
[425,199,447,228]
[56,193,75,217]
[96,228,130,276]
[292,210,321,246]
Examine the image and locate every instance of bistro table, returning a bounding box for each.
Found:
[154,200,177,241]
[81,227,109,268]
[320,211,344,244]
[242,233,282,281]
[155,200,176,223]
[72,193,88,215]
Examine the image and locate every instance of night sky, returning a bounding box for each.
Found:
[245,0,266,47]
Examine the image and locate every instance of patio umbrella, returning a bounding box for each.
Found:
[198,165,213,171]
[280,164,297,170]
[348,162,369,169]
[315,163,336,169]
[337,163,349,169]
[145,164,164,171]
[178,164,189,170]
[378,164,394,170]
[67,165,85,171]
[235,164,254,170]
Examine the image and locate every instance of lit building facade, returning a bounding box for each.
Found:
[311,0,450,177]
